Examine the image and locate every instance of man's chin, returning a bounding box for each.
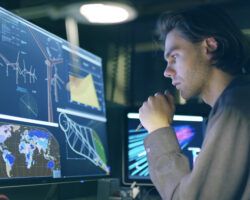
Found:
[178,91,189,103]
[180,91,201,102]
[179,90,195,101]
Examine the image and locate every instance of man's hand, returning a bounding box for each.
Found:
[138,91,175,133]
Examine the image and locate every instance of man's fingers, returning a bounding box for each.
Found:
[154,92,163,97]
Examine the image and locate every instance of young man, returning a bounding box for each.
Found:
[139,5,250,200]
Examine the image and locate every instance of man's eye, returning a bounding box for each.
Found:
[171,54,177,63]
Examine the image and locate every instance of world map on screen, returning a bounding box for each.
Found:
[0,123,61,178]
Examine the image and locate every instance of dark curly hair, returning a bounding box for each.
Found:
[156,4,250,75]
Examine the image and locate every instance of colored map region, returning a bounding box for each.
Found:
[69,74,100,109]
[0,122,61,178]
[93,131,107,165]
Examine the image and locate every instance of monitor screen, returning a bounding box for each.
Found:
[123,112,204,185]
[0,7,110,188]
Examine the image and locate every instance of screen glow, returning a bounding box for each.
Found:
[128,113,203,122]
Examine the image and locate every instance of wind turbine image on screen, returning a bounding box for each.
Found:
[0,7,110,182]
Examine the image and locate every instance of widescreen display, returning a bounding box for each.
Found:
[0,7,110,187]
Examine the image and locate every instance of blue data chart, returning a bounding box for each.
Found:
[0,8,106,124]
[0,7,110,186]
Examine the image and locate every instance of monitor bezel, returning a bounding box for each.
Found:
[0,6,110,188]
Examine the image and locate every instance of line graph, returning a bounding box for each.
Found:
[19,94,38,118]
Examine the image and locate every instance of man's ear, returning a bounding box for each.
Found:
[205,37,218,53]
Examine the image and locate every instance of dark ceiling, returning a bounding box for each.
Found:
[1,0,250,45]
[1,0,250,23]
[1,0,249,47]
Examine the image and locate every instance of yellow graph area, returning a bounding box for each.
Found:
[69,74,100,109]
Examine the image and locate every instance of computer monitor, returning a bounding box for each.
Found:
[0,7,110,188]
[123,111,205,186]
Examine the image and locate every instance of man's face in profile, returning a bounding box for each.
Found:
[163,29,211,100]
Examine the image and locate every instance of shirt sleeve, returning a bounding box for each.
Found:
[144,106,250,200]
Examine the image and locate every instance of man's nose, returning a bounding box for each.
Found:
[163,64,175,78]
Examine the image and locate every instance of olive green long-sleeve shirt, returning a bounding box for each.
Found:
[144,76,250,199]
